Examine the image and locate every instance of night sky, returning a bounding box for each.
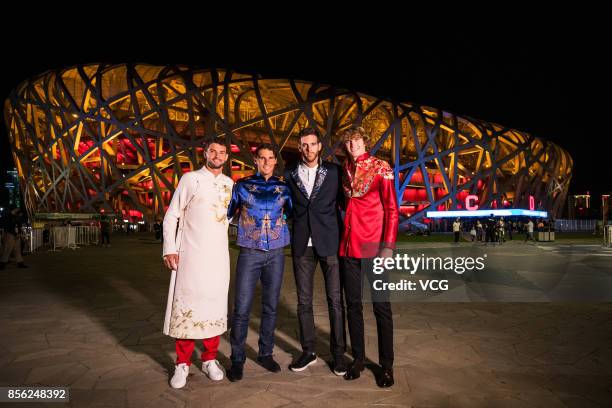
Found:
[1,25,606,209]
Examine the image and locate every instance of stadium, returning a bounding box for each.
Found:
[3,64,572,228]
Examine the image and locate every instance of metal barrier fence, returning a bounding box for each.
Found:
[24,227,43,253]
[554,219,597,232]
[51,226,100,250]
[2,226,99,253]
[605,225,612,247]
[1,227,44,253]
[74,226,99,246]
[51,227,70,250]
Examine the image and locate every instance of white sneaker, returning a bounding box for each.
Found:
[202,359,224,381]
[170,363,189,388]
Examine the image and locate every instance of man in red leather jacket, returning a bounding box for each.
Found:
[339,125,398,388]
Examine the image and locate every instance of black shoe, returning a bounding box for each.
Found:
[0,262,6,270]
[289,352,317,372]
[227,363,244,382]
[332,358,347,376]
[343,360,364,380]
[17,262,28,269]
[376,368,394,388]
[256,356,281,373]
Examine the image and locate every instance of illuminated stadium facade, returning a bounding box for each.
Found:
[3,64,573,227]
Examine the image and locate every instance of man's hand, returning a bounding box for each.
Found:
[378,247,393,260]
[163,254,179,270]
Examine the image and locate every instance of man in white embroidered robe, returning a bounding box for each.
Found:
[162,137,234,388]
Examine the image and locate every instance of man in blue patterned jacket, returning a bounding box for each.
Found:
[226,143,293,381]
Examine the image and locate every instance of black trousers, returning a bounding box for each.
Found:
[293,247,345,359]
[341,256,394,369]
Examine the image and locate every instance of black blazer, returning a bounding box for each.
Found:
[284,161,344,257]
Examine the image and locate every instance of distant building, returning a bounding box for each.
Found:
[568,193,591,219]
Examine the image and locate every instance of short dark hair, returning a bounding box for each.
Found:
[203,136,227,152]
[255,143,278,158]
[298,127,321,143]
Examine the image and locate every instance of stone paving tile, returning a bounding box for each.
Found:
[25,362,89,385]
[1,234,612,407]
[70,389,128,407]
[0,364,31,385]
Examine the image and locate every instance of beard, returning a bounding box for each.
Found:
[302,153,319,163]
[206,160,224,169]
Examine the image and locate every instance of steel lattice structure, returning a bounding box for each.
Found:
[3,63,572,226]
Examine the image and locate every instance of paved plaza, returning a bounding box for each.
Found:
[1,234,611,407]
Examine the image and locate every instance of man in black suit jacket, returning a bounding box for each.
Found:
[284,127,346,376]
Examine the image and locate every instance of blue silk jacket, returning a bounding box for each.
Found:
[227,174,293,251]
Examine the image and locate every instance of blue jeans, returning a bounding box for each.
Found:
[230,247,285,364]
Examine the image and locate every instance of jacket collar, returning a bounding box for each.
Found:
[254,172,279,182]
[353,152,370,163]
[291,161,328,201]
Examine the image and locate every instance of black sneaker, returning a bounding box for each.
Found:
[289,352,317,372]
[256,356,281,373]
[343,360,364,380]
[332,358,347,376]
[376,368,394,388]
[0,262,6,270]
[17,262,28,269]
[227,362,244,382]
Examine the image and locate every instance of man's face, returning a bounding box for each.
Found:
[298,134,322,164]
[255,148,277,177]
[344,136,366,159]
[205,143,228,169]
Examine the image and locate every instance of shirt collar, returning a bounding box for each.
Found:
[354,152,370,163]
[254,172,279,182]
[298,161,319,172]
[200,166,224,178]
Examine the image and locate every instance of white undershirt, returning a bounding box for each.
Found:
[298,162,319,246]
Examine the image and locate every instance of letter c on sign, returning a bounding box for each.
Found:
[465,195,479,211]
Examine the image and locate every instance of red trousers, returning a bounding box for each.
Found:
[175,336,220,366]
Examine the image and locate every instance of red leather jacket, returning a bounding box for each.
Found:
[339,152,399,258]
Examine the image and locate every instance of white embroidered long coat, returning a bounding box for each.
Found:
[162,167,233,339]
